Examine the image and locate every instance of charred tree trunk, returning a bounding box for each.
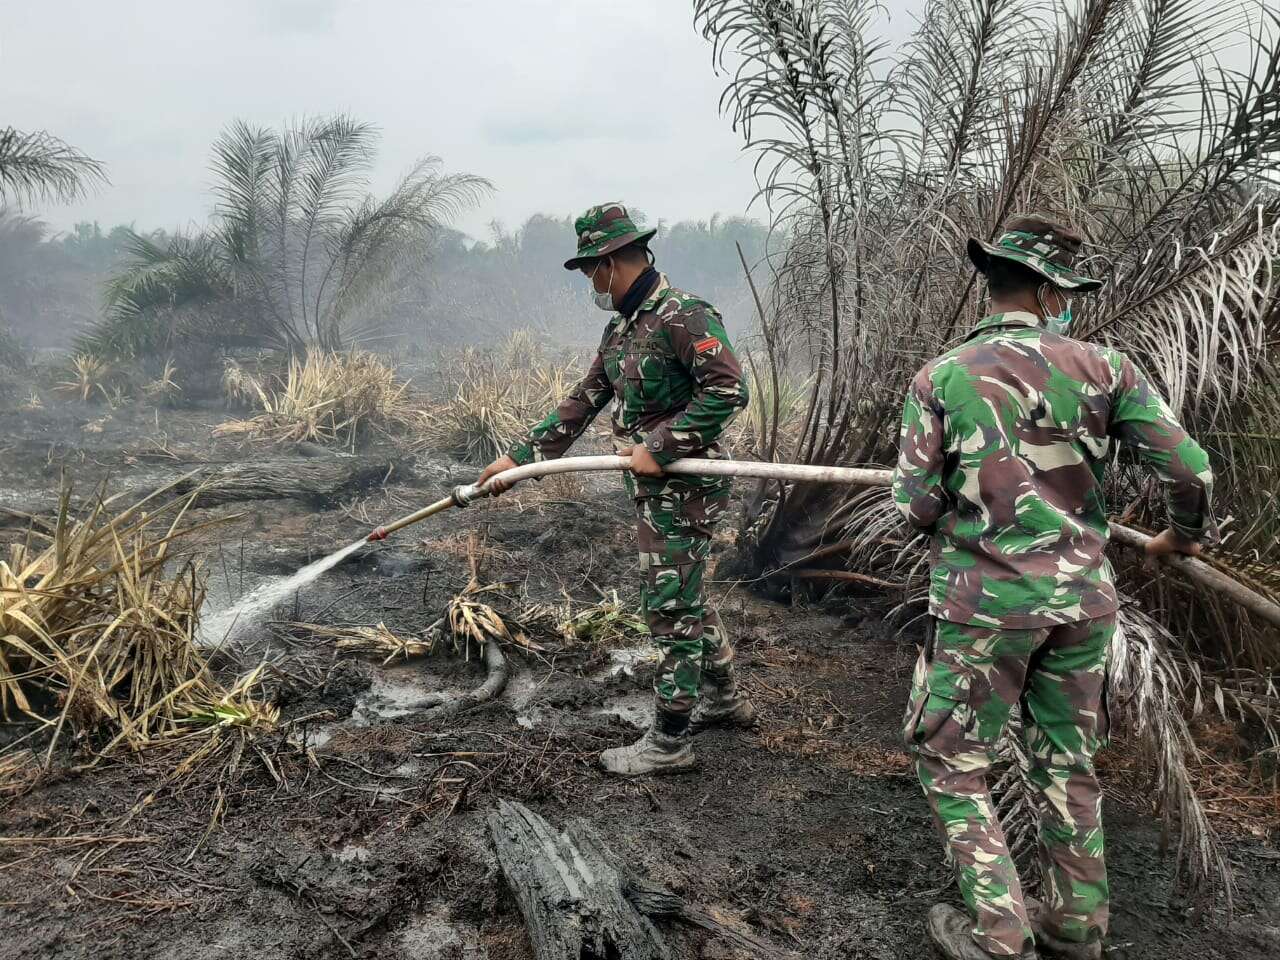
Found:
[488,800,793,960]
[489,799,670,960]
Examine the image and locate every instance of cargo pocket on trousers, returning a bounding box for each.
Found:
[903,644,975,756]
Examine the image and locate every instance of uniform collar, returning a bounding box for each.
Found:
[613,273,671,335]
[636,272,670,314]
[967,310,1042,340]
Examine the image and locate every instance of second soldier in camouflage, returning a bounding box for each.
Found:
[479,202,754,776]
[893,216,1216,960]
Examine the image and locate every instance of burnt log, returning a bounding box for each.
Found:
[488,800,793,960]
[169,456,411,508]
[489,799,670,960]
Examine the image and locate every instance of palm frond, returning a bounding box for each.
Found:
[0,127,105,206]
[80,230,234,359]
[1110,601,1234,905]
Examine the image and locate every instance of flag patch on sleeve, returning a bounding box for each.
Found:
[694,336,720,354]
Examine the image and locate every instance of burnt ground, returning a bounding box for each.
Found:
[1,396,1279,960]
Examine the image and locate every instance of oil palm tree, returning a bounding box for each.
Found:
[85,115,491,359]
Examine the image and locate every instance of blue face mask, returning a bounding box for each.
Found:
[1046,302,1073,335]
[1038,284,1073,335]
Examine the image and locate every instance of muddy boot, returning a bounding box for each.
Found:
[1025,899,1101,960]
[599,709,696,777]
[926,904,1037,960]
[688,674,757,734]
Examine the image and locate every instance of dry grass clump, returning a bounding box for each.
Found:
[0,750,41,796]
[420,331,579,465]
[0,480,276,793]
[298,621,435,665]
[55,353,113,403]
[730,367,812,459]
[438,531,544,658]
[555,590,648,648]
[221,357,268,408]
[446,582,544,659]
[215,349,415,447]
[142,358,182,406]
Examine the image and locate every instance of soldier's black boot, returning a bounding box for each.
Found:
[927,905,1038,960]
[688,670,757,734]
[599,707,696,776]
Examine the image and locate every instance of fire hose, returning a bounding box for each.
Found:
[365,455,1280,629]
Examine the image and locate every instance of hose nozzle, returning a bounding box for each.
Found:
[367,526,389,542]
[451,482,484,508]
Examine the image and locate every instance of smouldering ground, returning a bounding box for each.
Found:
[1,397,1278,960]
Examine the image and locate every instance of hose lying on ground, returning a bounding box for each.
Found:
[417,636,509,725]
[366,455,1280,631]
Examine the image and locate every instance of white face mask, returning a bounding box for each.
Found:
[589,258,614,312]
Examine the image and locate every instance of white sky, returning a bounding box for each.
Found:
[8,1,1261,243]
[1,0,810,240]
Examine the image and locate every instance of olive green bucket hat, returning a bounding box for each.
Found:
[563,202,656,270]
[967,215,1104,292]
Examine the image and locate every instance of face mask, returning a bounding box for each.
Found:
[589,259,614,312]
[1038,284,1073,335]
[1046,303,1073,335]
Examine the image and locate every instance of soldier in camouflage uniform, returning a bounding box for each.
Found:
[893,216,1216,960]
[478,202,754,776]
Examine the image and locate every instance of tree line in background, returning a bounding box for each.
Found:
[397,210,768,348]
[0,117,766,365]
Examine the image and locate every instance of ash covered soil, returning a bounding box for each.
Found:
[1,399,1278,960]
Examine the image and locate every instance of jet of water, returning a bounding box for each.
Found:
[197,538,367,646]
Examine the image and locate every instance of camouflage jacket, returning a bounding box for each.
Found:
[508,275,748,497]
[893,310,1216,629]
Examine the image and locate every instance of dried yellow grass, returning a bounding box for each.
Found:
[0,479,276,793]
[215,349,415,447]
[0,750,40,796]
[556,590,648,647]
[297,621,434,664]
[418,332,578,465]
[55,353,111,403]
[142,358,182,405]
[221,357,268,408]
[442,531,544,658]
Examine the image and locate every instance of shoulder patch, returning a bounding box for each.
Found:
[694,336,721,354]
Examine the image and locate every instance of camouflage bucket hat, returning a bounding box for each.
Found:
[967,215,1103,292]
[563,202,657,270]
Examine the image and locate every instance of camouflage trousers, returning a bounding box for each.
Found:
[904,615,1113,957]
[634,481,734,716]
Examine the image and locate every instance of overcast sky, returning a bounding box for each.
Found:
[11,1,1263,243]
[4,0,857,240]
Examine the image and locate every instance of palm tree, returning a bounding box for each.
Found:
[0,127,104,207]
[695,0,1280,901]
[86,115,491,358]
